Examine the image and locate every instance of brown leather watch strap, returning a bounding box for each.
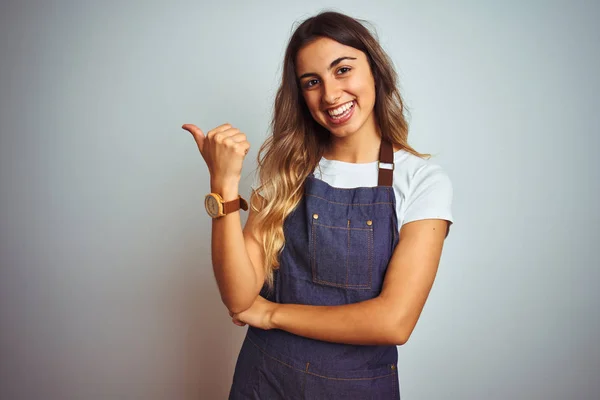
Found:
[377,139,394,187]
[222,196,249,215]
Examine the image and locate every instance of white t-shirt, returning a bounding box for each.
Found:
[313,150,454,231]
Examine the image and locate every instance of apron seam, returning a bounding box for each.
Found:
[305,193,394,206]
[247,335,397,381]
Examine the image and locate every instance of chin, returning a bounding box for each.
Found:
[323,118,364,139]
[327,127,357,139]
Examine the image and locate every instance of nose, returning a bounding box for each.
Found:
[322,79,341,106]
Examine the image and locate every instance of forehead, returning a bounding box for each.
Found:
[295,37,363,75]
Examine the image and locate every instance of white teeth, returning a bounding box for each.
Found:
[327,101,354,117]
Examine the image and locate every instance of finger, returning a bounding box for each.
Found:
[207,124,234,139]
[238,141,250,156]
[222,139,250,156]
[181,124,205,152]
[212,128,241,144]
[215,123,233,132]
[181,123,204,137]
[229,132,247,143]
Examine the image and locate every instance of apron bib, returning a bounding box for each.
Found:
[230,141,401,399]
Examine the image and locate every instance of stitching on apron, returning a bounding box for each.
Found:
[307,371,396,382]
[246,335,396,381]
[313,223,372,231]
[346,222,350,286]
[311,222,316,282]
[393,367,399,398]
[368,226,373,287]
[313,278,371,288]
[306,193,394,206]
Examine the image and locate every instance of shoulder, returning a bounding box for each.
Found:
[393,150,451,189]
[393,150,453,225]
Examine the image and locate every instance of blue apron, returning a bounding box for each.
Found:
[229,141,401,399]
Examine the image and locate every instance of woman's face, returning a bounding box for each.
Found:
[295,37,377,140]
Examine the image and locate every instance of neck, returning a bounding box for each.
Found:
[324,124,382,164]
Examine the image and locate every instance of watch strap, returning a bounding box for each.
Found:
[222,195,249,215]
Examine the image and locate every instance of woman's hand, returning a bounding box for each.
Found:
[181,123,250,189]
[229,296,278,330]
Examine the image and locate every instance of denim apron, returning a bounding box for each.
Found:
[229,141,401,399]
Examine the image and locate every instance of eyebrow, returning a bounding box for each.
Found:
[298,56,357,80]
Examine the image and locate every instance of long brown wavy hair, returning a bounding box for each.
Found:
[253,11,427,288]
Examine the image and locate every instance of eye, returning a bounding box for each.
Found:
[304,79,320,89]
[337,67,351,75]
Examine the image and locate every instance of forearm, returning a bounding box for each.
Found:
[270,296,405,346]
[211,183,259,313]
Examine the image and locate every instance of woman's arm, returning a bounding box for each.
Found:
[235,218,448,345]
[183,123,265,314]
[210,184,266,314]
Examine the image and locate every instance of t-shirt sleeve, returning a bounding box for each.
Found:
[402,163,454,226]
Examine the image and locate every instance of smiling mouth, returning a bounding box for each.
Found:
[326,101,355,120]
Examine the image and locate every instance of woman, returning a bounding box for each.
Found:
[183,11,453,399]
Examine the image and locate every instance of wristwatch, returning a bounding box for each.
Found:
[204,193,248,218]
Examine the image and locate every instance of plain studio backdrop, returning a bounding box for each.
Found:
[1,0,598,399]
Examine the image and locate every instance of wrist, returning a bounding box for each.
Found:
[210,180,239,202]
[269,303,283,330]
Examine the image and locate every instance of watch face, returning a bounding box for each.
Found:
[205,195,220,217]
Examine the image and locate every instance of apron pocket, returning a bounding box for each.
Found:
[303,363,399,400]
[310,216,373,289]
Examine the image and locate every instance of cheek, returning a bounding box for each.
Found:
[356,84,376,108]
[303,94,322,116]
[351,74,376,104]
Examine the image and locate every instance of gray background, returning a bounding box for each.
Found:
[1,0,598,399]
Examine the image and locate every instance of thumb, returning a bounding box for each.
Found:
[181,123,205,153]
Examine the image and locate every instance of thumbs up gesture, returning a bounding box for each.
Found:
[182,123,251,189]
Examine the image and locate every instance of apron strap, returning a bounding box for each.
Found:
[377,139,394,187]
